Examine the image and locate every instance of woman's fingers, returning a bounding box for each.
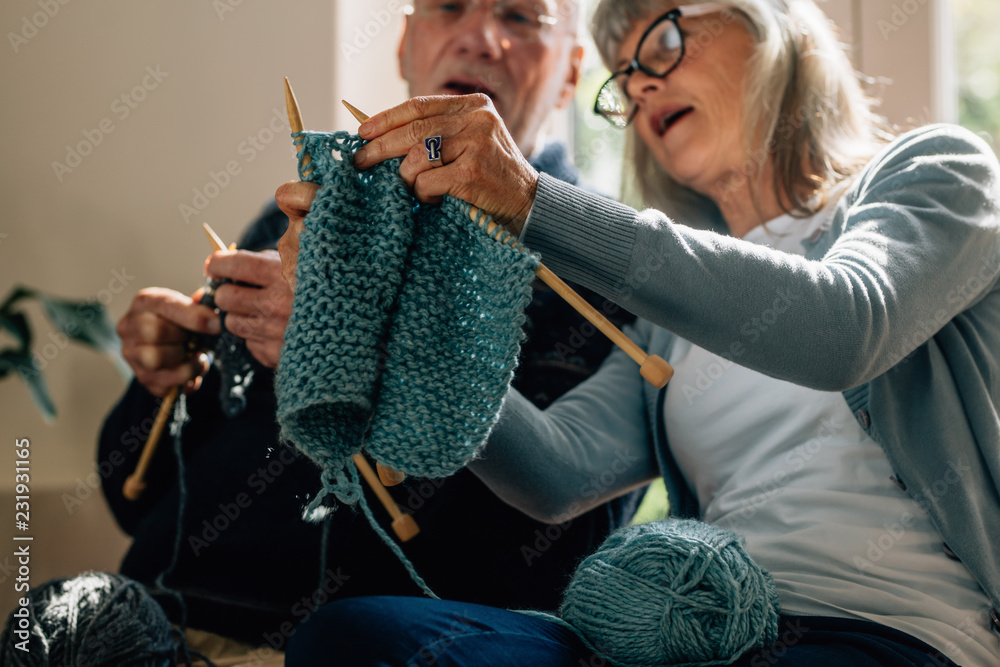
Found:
[357,94,486,142]
[354,95,494,169]
[352,95,537,230]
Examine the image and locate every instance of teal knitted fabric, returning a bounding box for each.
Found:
[275,131,538,516]
[366,198,538,476]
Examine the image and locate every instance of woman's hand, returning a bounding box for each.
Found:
[275,180,319,293]
[352,94,539,235]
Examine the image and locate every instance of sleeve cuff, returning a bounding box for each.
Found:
[521,172,639,296]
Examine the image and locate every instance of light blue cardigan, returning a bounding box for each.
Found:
[470,124,1000,614]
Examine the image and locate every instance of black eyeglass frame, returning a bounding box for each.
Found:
[593,3,728,127]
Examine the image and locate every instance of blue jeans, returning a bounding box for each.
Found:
[285,596,958,666]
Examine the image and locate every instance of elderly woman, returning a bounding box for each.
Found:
[276,0,1000,665]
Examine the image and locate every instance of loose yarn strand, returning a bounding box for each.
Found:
[153,394,190,627]
[152,394,216,667]
[347,462,439,600]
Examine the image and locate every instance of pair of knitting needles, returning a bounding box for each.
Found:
[285,82,674,487]
[123,221,419,542]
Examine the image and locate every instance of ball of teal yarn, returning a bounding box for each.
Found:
[559,519,780,666]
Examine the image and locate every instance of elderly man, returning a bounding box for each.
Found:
[99,0,639,662]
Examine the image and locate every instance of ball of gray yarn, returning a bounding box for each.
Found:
[559,520,780,666]
[0,572,176,667]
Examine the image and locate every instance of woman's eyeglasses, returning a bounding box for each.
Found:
[594,3,729,128]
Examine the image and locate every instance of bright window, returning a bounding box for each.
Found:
[954,0,1000,152]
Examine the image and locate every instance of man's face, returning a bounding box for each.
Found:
[398,0,583,156]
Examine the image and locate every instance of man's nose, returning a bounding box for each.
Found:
[452,4,506,60]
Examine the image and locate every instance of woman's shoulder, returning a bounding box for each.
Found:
[866,123,999,177]
[845,123,1000,211]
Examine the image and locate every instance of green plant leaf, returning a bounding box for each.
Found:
[0,309,31,349]
[37,295,131,379]
[0,348,56,422]
[0,286,36,314]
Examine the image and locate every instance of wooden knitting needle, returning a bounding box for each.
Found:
[342,100,674,390]
[123,223,231,501]
[286,85,421,517]
[354,453,420,541]
[123,386,179,501]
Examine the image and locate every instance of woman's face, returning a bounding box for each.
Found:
[617,6,758,198]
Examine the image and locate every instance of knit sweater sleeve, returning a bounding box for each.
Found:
[469,321,660,523]
[523,124,1000,391]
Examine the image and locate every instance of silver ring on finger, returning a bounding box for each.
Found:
[425,136,442,163]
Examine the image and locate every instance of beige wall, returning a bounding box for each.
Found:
[823,0,954,127]
[0,0,409,621]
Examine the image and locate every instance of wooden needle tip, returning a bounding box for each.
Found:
[342,100,369,125]
[285,78,304,134]
[202,223,227,252]
[377,462,406,487]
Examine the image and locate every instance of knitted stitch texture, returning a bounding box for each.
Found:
[275,131,537,513]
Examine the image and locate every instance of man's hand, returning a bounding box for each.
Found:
[206,249,292,369]
[351,94,539,234]
[117,287,220,397]
[275,181,320,293]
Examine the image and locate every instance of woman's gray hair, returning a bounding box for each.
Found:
[591,0,890,223]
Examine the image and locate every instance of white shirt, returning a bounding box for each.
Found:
[663,197,1000,665]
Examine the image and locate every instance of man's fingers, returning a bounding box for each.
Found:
[222,311,284,341]
[132,289,221,335]
[132,343,190,372]
[121,312,191,345]
[205,249,282,286]
[131,352,210,397]
[149,354,209,391]
[357,94,487,141]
